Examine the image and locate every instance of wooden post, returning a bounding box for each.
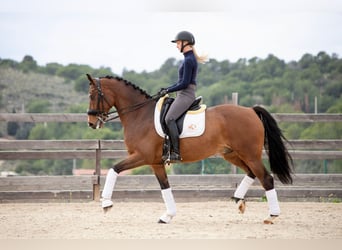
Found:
[92,140,101,201]
[231,92,238,174]
[232,92,238,106]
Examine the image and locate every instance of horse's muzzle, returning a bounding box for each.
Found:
[88,120,103,129]
[88,122,96,129]
[88,115,104,129]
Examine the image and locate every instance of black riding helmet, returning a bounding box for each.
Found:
[171,31,195,52]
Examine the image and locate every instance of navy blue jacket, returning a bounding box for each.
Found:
[167,50,197,93]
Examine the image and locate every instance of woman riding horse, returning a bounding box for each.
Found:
[86,34,293,225]
[158,31,207,162]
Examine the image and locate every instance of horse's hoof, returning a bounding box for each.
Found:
[237,199,246,214]
[158,219,167,224]
[101,199,113,213]
[103,205,113,213]
[263,215,279,224]
[158,213,173,224]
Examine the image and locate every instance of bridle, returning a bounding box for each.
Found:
[87,78,160,124]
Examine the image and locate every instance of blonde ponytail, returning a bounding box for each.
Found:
[192,46,208,64]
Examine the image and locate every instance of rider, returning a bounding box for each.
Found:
[158,31,207,162]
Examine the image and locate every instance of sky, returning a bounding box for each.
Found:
[1,0,342,74]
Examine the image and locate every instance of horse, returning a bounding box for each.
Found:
[86,74,293,224]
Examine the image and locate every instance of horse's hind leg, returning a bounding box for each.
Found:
[248,160,281,224]
[151,164,176,224]
[233,173,255,214]
[226,155,280,223]
[224,156,256,213]
[263,174,281,224]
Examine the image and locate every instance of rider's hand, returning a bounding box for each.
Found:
[158,88,168,97]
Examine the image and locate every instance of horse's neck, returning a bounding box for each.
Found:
[119,100,155,133]
[114,90,154,124]
[104,78,154,126]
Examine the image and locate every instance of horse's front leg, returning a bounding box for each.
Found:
[101,153,145,212]
[151,164,176,224]
[101,168,117,211]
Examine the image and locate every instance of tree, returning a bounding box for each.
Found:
[299,53,315,69]
[74,75,89,93]
[20,55,38,73]
[56,63,92,80]
[45,62,63,75]
[0,58,19,68]
[1,52,342,174]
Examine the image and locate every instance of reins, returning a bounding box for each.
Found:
[87,78,160,123]
[104,95,159,123]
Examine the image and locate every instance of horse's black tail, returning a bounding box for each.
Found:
[253,106,293,184]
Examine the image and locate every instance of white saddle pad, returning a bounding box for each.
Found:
[154,96,206,138]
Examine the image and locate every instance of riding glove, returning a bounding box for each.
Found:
[158,88,168,97]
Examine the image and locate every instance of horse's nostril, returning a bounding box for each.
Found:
[88,122,94,127]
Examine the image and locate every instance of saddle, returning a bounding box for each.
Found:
[159,96,203,135]
[156,95,205,164]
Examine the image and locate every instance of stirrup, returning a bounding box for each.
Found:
[162,151,171,165]
[169,152,182,162]
[162,153,169,162]
[164,158,171,166]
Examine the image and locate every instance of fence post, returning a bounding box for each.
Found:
[231,92,238,174]
[92,140,101,201]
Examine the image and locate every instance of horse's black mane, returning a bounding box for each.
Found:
[101,75,152,99]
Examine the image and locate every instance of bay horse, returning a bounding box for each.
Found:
[86,74,293,224]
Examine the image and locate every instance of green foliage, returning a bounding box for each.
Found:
[1,52,341,113]
[27,99,51,113]
[301,122,342,139]
[172,159,232,175]
[19,55,38,73]
[299,101,342,140]
[74,75,89,93]
[45,62,63,75]
[15,159,73,175]
[131,166,153,175]
[0,52,341,175]
[293,159,341,174]
[56,63,93,80]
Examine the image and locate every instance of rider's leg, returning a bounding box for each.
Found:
[165,118,181,161]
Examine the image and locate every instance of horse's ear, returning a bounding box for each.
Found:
[86,74,94,84]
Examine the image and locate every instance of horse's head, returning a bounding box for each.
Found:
[86,74,113,129]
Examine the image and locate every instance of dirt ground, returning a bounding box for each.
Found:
[0,201,341,239]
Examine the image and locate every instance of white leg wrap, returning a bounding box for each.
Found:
[265,189,280,216]
[160,188,176,223]
[234,175,255,199]
[101,168,118,200]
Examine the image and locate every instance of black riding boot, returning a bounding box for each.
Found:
[166,119,182,162]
